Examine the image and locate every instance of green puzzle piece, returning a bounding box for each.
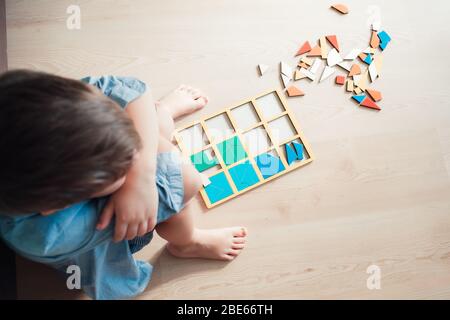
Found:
[190,150,219,172]
[216,136,247,165]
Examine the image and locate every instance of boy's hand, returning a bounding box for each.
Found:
[97,171,159,242]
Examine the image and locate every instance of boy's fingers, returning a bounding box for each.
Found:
[97,200,114,230]
[125,224,139,240]
[114,223,128,242]
[147,218,156,232]
[137,221,148,237]
[194,97,208,108]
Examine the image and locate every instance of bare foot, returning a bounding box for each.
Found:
[167,227,247,261]
[157,85,208,119]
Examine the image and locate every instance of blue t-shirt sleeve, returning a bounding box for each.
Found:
[81,76,148,109]
[0,199,152,300]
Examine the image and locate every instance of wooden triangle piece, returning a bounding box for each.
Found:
[295,41,311,56]
[319,36,328,59]
[281,74,291,88]
[258,64,269,76]
[348,64,361,77]
[331,4,349,14]
[286,85,305,97]
[280,61,292,77]
[370,31,380,49]
[307,45,322,57]
[346,79,354,92]
[294,69,307,80]
[326,35,340,51]
[366,89,382,102]
[360,97,381,110]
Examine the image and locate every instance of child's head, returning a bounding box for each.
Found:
[0,70,142,214]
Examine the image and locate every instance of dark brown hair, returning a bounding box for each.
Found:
[0,70,142,214]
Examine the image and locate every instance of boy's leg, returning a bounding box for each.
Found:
[153,88,247,261]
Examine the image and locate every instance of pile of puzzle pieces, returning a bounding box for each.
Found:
[257,4,391,111]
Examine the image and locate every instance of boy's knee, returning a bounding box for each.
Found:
[182,163,202,204]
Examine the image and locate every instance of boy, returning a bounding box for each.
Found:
[0,70,247,299]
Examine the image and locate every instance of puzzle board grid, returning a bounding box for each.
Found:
[174,89,315,208]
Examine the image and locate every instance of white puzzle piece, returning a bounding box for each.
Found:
[344,48,362,60]
[320,66,335,82]
[280,61,292,77]
[258,64,269,76]
[327,48,343,67]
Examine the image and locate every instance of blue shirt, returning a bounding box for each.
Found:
[0,76,157,300]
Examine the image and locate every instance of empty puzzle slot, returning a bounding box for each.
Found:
[190,148,219,173]
[242,126,272,156]
[267,115,297,145]
[255,92,285,120]
[254,149,286,179]
[279,138,308,166]
[205,112,235,143]
[178,124,209,154]
[230,102,260,131]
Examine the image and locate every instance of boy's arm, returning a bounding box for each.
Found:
[97,91,160,242]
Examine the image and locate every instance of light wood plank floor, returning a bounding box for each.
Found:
[6,0,450,299]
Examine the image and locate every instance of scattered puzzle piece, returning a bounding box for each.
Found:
[295,41,312,56]
[258,64,269,76]
[335,75,345,85]
[337,61,351,71]
[348,64,361,77]
[373,54,383,75]
[307,44,322,57]
[309,58,321,74]
[326,35,340,51]
[331,4,349,14]
[368,62,378,82]
[199,173,211,187]
[300,57,313,65]
[320,66,335,82]
[344,48,361,60]
[366,89,382,101]
[286,85,305,97]
[319,36,328,59]
[298,62,309,69]
[352,94,366,104]
[280,61,292,77]
[301,69,316,81]
[360,96,381,110]
[327,48,343,67]
[370,31,380,49]
[378,30,391,50]
[372,21,381,31]
[294,69,306,80]
[363,54,373,65]
[354,87,362,94]
[346,79,354,91]
[281,73,291,88]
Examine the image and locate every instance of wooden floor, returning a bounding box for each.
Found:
[6,0,450,299]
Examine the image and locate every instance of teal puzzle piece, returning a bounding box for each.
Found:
[255,153,285,179]
[204,172,234,204]
[285,143,297,165]
[352,94,366,104]
[216,136,247,165]
[292,142,304,160]
[228,160,260,191]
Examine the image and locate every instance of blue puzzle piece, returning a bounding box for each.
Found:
[204,172,234,204]
[364,54,373,65]
[377,30,391,50]
[292,142,304,160]
[285,143,297,165]
[352,94,366,104]
[255,153,285,179]
[228,160,260,191]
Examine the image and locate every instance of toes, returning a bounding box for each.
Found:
[233,227,248,237]
[233,237,246,244]
[231,243,245,250]
[191,89,203,99]
[178,84,187,90]
[222,254,234,261]
[226,249,242,257]
[193,96,208,109]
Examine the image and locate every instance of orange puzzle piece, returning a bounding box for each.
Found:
[307,45,322,57]
[366,89,382,102]
[370,31,380,49]
[335,75,345,85]
[348,64,361,77]
[331,4,349,14]
[286,85,305,97]
[296,41,312,56]
[360,97,381,110]
[326,35,340,51]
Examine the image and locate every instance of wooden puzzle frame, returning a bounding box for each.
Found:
[174,89,315,208]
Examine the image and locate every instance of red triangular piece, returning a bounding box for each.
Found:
[295,41,311,56]
[360,97,381,110]
[326,35,340,51]
[286,85,305,97]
